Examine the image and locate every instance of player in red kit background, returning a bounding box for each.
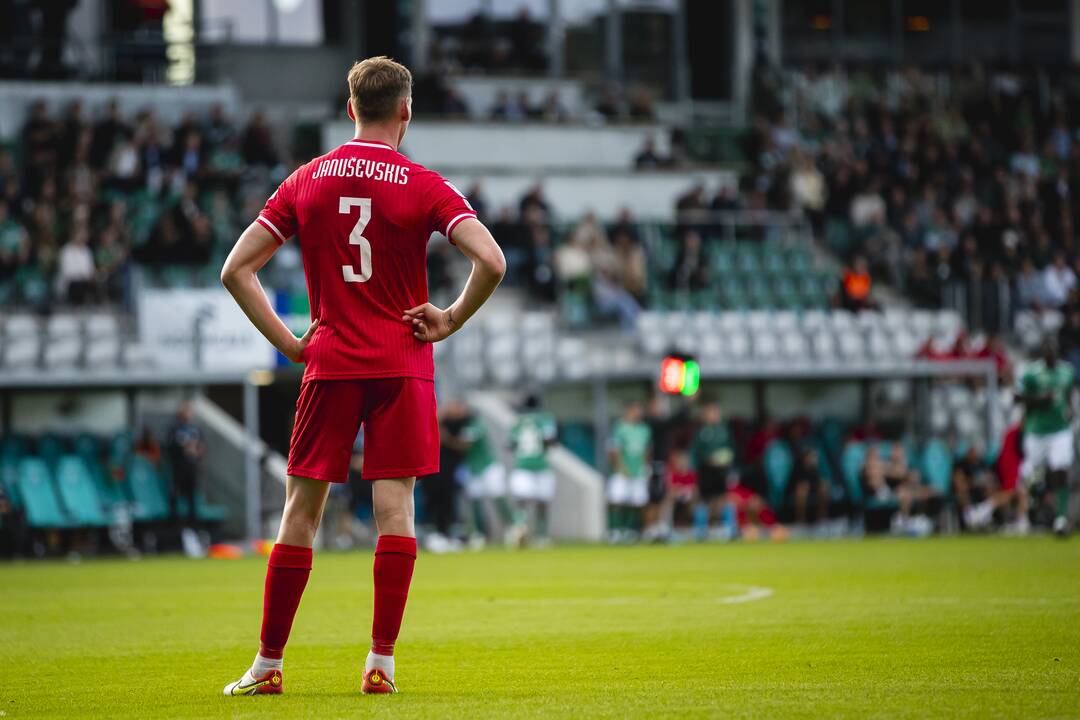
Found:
[219,56,505,697]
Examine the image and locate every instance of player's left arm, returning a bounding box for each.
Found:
[221,221,318,363]
[404,217,506,342]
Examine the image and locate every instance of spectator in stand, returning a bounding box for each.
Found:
[627,85,655,121]
[518,182,551,221]
[850,179,886,230]
[1059,306,1080,371]
[55,226,95,304]
[95,225,128,304]
[465,181,487,221]
[906,248,942,308]
[241,109,279,168]
[840,255,873,311]
[634,135,662,169]
[1016,257,1048,310]
[610,225,647,302]
[790,151,825,234]
[539,90,568,122]
[667,230,709,292]
[1042,251,1077,308]
[90,99,131,169]
[524,222,556,302]
[595,86,620,121]
[443,85,470,117]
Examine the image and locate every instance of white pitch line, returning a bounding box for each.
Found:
[716,585,774,604]
[490,584,774,607]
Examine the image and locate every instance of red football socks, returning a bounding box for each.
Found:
[258,543,313,660]
[371,534,417,656]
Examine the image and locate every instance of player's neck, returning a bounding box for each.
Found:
[353,123,402,150]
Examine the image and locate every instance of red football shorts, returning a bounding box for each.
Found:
[286,378,439,483]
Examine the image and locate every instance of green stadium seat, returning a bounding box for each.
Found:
[54,455,110,527]
[763,440,794,509]
[746,276,774,308]
[127,456,171,522]
[763,251,786,276]
[735,248,762,274]
[711,247,734,274]
[17,458,73,529]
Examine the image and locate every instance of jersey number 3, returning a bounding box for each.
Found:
[339,196,372,283]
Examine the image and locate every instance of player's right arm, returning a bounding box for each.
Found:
[221,221,318,363]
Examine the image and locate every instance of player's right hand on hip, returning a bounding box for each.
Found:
[402,303,455,343]
[286,318,319,363]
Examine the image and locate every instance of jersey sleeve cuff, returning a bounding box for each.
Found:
[257,215,288,244]
[445,212,477,243]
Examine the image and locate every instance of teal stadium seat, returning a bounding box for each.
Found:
[763,440,794,510]
[17,458,72,528]
[920,439,953,498]
[1,456,21,509]
[127,456,171,522]
[840,442,867,506]
[54,455,110,527]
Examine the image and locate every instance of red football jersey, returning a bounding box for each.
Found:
[256,139,476,381]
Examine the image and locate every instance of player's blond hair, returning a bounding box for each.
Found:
[347,56,413,123]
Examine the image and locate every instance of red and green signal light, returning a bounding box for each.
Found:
[659,355,700,396]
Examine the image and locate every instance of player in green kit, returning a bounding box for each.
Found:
[508,394,558,544]
[1017,341,1075,537]
[460,410,515,546]
[606,401,652,543]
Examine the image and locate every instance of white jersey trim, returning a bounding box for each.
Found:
[445,212,476,238]
[257,215,287,243]
[345,141,394,150]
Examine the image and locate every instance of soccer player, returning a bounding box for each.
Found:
[460,407,515,546]
[690,401,736,529]
[219,56,505,696]
[507,394,558,544]
[606,401,652,542]
[1015,341,1074,537]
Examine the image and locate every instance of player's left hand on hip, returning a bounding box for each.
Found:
[403,303,455,342]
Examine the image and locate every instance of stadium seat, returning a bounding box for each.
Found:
[763,440,794,509]
[54,456,110,527]
[840,442,867,507]
[43,314,82,369]
[127,456,171,522]
[174,495,229,524]
[36,435,66,471]
[0,456,21,509]
[16,458,73,529]
[920,440,953,498]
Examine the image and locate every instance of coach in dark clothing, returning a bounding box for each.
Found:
[168,400,204,528]
[424,400,470,538]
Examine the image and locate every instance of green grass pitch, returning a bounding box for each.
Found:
[2,536,1079,719]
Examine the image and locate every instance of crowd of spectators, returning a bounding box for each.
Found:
[745,64,1080,345]
[427,181,649,329]
[1,99,286,310]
